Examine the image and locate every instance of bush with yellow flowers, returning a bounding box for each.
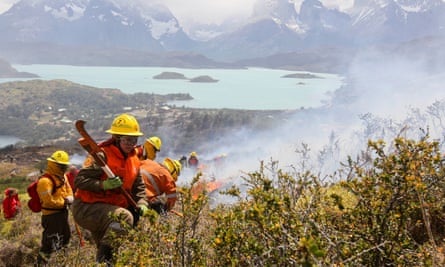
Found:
[2,136,445,266]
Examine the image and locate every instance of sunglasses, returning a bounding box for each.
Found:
[120,136,138,145]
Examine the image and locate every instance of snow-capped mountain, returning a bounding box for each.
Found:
[200,0,354,61]
[0,0,444,65]
[0,0,195,51]
[349,0,445,45]
[200,0,445,61]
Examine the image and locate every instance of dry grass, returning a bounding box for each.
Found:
[0,206,97,266]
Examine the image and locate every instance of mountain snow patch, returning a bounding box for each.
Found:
[150,19,179,39]
[44,3,85,21]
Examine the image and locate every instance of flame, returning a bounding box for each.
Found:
[191,180,224,200]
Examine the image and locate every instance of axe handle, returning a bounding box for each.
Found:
[76,121,139,209]
[78,138,115,176]
[101,165,115,178]
[74,223,85,247]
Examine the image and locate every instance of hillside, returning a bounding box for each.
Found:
[0,59,38,78]
[0,79,293,156]
[1,135,445,266]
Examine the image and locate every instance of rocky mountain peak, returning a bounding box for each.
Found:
[0,0,444,63]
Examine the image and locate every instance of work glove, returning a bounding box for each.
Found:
[139,204,150,217]
[150,200,168,216]
[102,176,123,190]
[64,196,74,205]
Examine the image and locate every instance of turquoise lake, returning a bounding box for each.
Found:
[1,64,344,110]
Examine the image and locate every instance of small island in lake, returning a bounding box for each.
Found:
[189,75,218,83]
[153,72,188,80]
[281,73,322,79]
[153,72,218,83]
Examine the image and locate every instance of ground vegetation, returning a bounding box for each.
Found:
[0,135,444,266]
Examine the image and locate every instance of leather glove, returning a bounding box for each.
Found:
[139,205,150,217]
[150,200,168,215]
[102,176,123,190]
[64,196,74,205]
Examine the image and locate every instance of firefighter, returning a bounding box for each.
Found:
[188,151,199,169]
[2,187,21,219]
[140,157,182,215]
[72,114,150,266]
[36,150,73,265]
[136,136,162,161]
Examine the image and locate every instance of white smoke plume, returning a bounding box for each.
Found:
[173,44,445,198]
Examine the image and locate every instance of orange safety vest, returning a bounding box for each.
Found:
[75,143,140,208]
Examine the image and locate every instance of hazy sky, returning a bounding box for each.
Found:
[0,0,354,24]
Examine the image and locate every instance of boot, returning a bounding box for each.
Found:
[96,245,113,266]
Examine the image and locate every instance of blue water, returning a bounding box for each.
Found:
[1,64,344,110]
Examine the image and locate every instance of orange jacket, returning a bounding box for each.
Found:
[140,160,177,210]
[75,142,141,208]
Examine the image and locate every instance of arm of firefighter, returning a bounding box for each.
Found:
[37,178,65,209]
[64,180,74,205]
[65,175,74,196]
[164,182,177,211]
[161,169,177,211]
[74,162,106,193]
[131,172,149,208]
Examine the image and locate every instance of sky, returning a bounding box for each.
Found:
[0,0,354,24]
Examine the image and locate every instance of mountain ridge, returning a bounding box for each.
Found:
[0,0,443,66]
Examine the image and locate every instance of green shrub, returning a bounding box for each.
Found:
[1,137,445,266]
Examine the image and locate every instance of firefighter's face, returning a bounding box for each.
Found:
[119,136,138,153]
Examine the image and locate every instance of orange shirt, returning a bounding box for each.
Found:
[140,160,177,210]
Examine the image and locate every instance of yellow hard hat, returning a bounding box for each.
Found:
[164,157,182,181]
[47,150,70,165]
[173,160,182,174]
[190,151,197,157]
[106,114,143,136]
[146,136,162,152]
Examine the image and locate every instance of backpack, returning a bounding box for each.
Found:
[27,174,62,212]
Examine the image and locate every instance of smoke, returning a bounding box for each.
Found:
[174,41,445,199]
[70,153,88,166]
[345,49,445,120]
